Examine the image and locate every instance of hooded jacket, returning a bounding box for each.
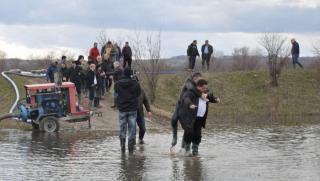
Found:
[115,77,141,112]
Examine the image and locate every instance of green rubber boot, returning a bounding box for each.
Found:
[171,126,178,146]
[192,144,199,156]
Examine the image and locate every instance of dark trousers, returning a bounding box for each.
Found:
[105,77,112,92]
[88,86,95,101]
[188,56,196,70]
[183,117,203,145]
[202,54,211,71]
[123,57,132,68]
[171,104,179,128]
[136,112,146,140]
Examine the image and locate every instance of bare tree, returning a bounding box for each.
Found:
[259,33,290,87]
[131,31,162,103]
[231,46,260,71]
[314,40,320,59]
[60,49,76,61]
[96,30,109,48]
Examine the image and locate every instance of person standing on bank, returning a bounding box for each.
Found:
[187,40,200,71]
[89,42,100,64]
[115,67,141,153]
[86,63,97,109]
[122,42,133,68]
[291,38,303,69]
[178,79,220,156]
[201,40,213,72]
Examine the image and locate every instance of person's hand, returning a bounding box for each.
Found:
[216,97,221,103]
[201,93,209,101]
[147,112,152,117]
[190,104,197,110]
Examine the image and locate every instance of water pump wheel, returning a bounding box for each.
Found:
[39,116,60,132]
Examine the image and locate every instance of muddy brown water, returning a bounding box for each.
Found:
[0,124,320,181]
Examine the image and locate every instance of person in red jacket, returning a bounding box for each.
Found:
[89,42,100,63]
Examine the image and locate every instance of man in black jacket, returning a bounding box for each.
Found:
[178,79,220,156]
[114,67,141,153]
[86,64,96,109]
[122,42,133,68]
[187,40,200,71]
[291,38,303,69]
[201,40,214,72]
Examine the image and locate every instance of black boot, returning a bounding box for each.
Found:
[192,144,199,156]
[120,138,125,152]
[94,98,99,107]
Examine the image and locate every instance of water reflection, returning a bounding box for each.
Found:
[0,124,320,181]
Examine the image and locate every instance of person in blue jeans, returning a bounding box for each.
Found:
[291,38,303,69]
[114,67,141,153]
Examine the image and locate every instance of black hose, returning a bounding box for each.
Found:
[0,113,18,121]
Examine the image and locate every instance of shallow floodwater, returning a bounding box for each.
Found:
[0,124,320,181]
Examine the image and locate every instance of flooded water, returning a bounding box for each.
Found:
[0,124,320,181]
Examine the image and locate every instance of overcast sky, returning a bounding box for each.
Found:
[0,0,319,59]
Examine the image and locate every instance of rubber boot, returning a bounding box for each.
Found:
[192,144,199,156]
[171,126,177,146]
[181,139,186,149]
[120,138,125,152]
[94,98,99,107]
[184,142,191,156]
[89,100,94,110]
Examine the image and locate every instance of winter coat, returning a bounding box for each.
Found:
[122,46,132,58]
[69,65,82,86]
[86,70,96,89]
[187,44,200,57]
[114,77,141,112]
[46,64,58,83]
[89,47,100,60]
[201,44,213,55]
[291,41,300,55]
[178,88,218,129]
[96,71,105,90]
[116,46,122,62]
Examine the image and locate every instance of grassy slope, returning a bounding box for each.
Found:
[0,75,31,129]
[153,69,320,122]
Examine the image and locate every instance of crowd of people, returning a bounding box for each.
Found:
[46,41,153,153]
[46,41,134,108]
[46,37,302,156]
